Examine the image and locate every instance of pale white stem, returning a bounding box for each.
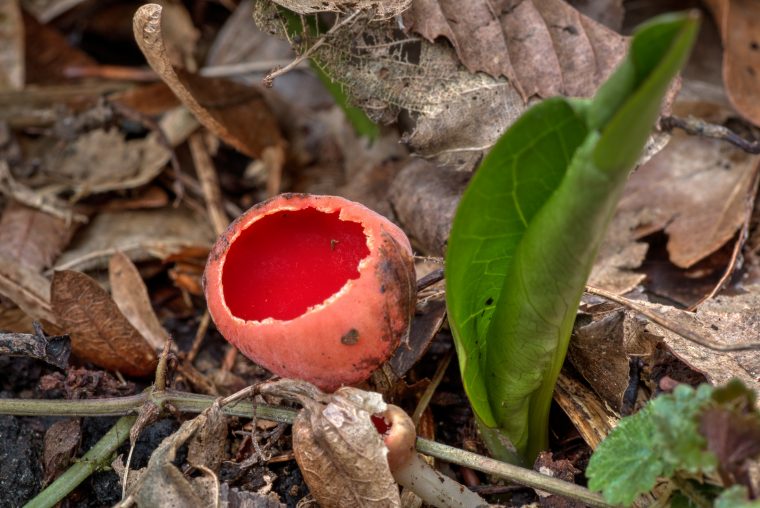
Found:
[393,452,488,508]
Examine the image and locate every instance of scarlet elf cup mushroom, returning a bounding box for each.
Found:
[204,194,416,391]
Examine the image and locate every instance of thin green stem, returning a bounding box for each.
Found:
[1,392,609,507]
[24,416,136,508]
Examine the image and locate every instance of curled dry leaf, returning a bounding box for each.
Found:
[109,252,170,351]
[704,0,760,126]
[0,201,77,272]
[261,380,400,507]
[133,4,285,162]
[187,404,228,472]
[51,270,158,376]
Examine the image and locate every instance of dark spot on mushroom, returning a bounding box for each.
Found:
[341,328,360,345]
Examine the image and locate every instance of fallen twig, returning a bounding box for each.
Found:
[661,115,760,154]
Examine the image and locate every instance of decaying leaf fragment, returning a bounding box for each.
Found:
[260,380,400,507]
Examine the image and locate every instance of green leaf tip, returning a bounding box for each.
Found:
[445,11,698,465]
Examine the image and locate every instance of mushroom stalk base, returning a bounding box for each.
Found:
[394,452,488,508]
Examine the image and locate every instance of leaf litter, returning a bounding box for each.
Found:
[1,1,760,506]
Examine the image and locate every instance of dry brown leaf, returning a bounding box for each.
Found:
[704,0,760,126]
[0,201,77,272]
[43,419,81,485]
[588,209,648,294]
[22,10,96,85]
[133,4,285,162]
[403,0,626,99]
[0,0,24,90]
[109,252,170,351]
[151,0,199,70]
[41,128,171,202]
[51,270,158,377]
[566,0,624,32]
[616,101,760,269]
[54,207,214,272]
[261,380,400,507]
[0,255,56,324]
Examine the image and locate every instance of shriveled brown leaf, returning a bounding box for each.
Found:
[133,4,285,161]
[704,0,760,126]
[51,270,157,376]
[43,419,81,485]
[0,0,24,90]
[588,210,648,294]
[219,485,285,508]
[0,201,77,272]
[108,252,169,351]
[55,207,214,272]
[0,255,56,324]
[108,82,180,116]
[261,380,400,508]
[403,0,626,99]
[609,101,760,270]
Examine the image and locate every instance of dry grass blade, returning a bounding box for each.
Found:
[51,270,158,376]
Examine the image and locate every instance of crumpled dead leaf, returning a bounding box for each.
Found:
[261,380,400,507]
[51,270,158,376]
[704,0,760,127]
[41,128,171,202]
[54,207,213,272]
[108,252,169,351]
[133,4,285,165]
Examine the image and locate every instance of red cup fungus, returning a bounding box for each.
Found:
[204,194,416,391]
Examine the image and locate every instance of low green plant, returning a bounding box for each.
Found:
[587,381,760,506]
[445,12,699,464]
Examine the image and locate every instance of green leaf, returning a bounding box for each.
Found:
[715,486,760,508]
[587,384,717,506]
[445,12,698,462]
[585,406,663,506]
